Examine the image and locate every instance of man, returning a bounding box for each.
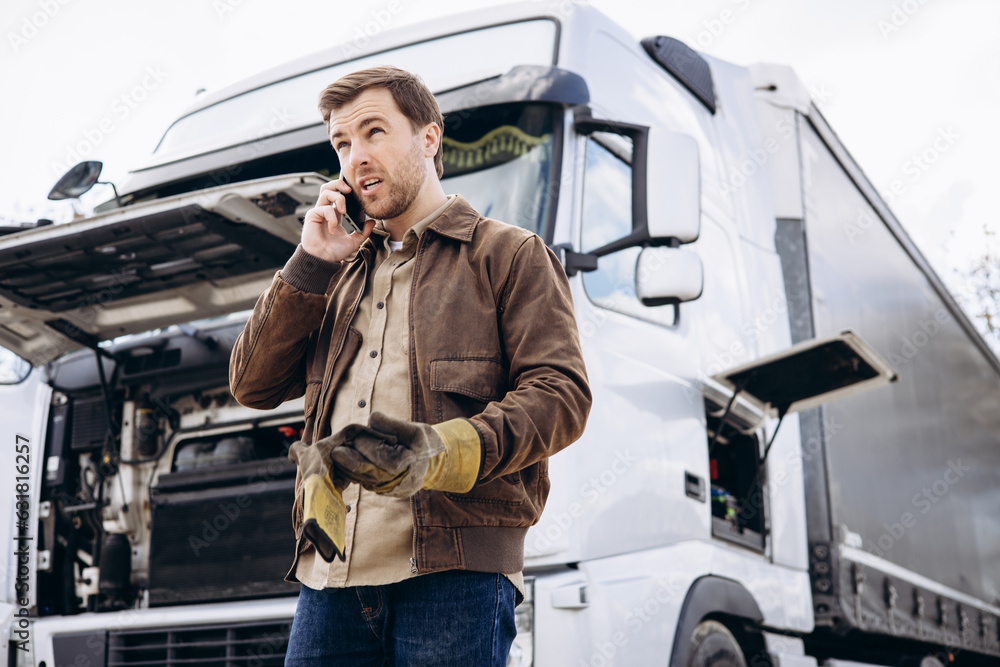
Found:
[229,66,591,665]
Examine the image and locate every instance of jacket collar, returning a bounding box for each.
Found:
[426,194,480,243]
[347,225,386,265]
[354,194,480,264]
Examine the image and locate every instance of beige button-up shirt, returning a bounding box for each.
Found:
[295,195,523,599]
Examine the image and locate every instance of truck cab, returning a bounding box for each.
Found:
[1,3,997,667]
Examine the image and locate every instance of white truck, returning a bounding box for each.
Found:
[1,3,998,666]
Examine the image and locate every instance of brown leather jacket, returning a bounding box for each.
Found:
[229,195,591,579]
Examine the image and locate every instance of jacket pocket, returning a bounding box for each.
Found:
[443,470,527,507]
[430,357,506,422]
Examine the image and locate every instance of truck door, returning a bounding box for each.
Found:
[535,122,712,561]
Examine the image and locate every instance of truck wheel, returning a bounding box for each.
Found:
[687,620,747,667]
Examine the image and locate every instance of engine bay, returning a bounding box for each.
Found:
[36,316,304,614]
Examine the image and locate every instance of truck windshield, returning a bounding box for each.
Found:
[438,102,557,235]
[151,19,557,164]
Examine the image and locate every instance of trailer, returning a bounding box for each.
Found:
[1,3,997,666]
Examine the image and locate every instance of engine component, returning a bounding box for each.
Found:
[175,436,254,471]
[70,395,110,451]
[98,533,132,598]
[133,394,160,458]
[148,456,299,606]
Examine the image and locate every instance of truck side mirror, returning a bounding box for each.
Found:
[47,160,122,207]
[48,161,104,200]
[635,247,704,305]
[570,111,701,268]
[645,128,700,244]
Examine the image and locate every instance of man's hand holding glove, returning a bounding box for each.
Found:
[330,412,482,497]
[288,412,481,562]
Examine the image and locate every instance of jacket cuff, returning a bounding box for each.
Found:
[465,418,488,484]
[279,245,340,293]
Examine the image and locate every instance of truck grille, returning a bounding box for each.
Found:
[107,620,290,667]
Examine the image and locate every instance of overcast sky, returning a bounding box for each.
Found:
[1,0,996,299]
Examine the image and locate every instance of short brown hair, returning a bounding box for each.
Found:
[319,66,445,179]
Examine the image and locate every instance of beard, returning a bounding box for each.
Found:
[360,138,426,221]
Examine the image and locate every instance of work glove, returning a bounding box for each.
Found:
[288,437,352,563]
[329,412,482,498]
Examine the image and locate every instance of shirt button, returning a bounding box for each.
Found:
[377,302,385,309]
[345,505,352,513]
[358,399,366,408]
[370,350,378,358]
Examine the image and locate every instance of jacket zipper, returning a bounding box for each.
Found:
[410,495,419,574]
[408,237,426,579]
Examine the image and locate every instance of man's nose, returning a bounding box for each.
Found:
[348,142,370,170]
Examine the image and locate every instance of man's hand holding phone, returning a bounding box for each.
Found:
[301,178,375,263]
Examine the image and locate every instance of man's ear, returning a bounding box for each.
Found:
[422,122,441,158]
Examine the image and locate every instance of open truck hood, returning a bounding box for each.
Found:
[0,173,327,366]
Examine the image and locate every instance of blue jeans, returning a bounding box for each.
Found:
[284,569,517,666]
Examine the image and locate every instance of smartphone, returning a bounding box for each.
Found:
[339,176,365,234]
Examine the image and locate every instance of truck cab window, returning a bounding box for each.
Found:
[580,135,677,326]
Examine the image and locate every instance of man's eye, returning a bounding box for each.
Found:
[370,127,383,135]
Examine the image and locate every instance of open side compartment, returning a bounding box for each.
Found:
[705,404,765,552]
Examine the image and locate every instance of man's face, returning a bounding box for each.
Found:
[328,87,433,222]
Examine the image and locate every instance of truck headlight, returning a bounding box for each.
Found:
[507,577,534,667]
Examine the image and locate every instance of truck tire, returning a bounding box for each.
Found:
[687,620,747,667]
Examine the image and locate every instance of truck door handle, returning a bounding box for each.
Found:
[685,471,706,502]
[551,583,589,609]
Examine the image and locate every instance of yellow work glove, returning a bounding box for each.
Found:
[288,439,350,562]
[300,471,347,562]
[329,412,482,498]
